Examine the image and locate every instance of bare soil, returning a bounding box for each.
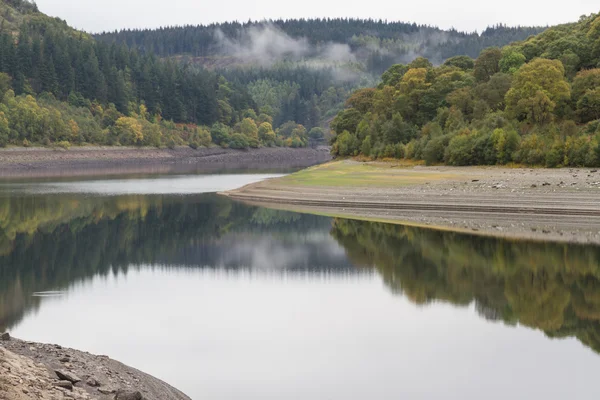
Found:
[0,146,332,179]
[223,161,600,244]
[0,336,190,400]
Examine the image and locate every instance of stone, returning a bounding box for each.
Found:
[114,390,144,400]
[0,332,10,341]
[86,377,100,387]
[55,369,81,384]
[98,387,117,394]
[54,381,74,390]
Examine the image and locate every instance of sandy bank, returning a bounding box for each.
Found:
[0,335,189,400]
[223,160,600,244]
[0,146,332,179]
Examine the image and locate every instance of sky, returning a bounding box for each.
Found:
[35,0,599,34]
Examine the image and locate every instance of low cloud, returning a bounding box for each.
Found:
[214,23,355,66]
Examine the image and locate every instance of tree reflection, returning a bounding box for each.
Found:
[331,219,600,353]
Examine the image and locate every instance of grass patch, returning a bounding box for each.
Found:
[281,160,456,187]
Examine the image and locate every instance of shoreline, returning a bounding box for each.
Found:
[0,335,190,400]
[0,146,332,179]
[222,160,600,245]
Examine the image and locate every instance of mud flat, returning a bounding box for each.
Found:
[0,146,332,179]
[223,160,600,244]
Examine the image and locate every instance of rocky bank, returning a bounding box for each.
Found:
[0,333,190,400]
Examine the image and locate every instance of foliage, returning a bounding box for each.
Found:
[330,12,600,167]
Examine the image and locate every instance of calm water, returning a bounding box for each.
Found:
[2,174,600,399]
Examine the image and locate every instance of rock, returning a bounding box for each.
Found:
[86,377,100,387]
[54,380,74,390]
[55,369,81,383]
[114,390,144,400]
[471,179,479,182]
[531,184,537,188]
[0,332,10,341]
[98,387,117,394]
[542,182,551,186]
[59,356,70,363]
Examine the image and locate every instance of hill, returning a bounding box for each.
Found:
[0,0,286,150]
[328,12,600,168]
[96,19,543,71]
[95,19,544,137]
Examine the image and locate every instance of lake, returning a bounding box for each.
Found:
[2,173,600,399]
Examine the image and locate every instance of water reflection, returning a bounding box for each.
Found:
[331,219,600,354]
[2,188,600,359]
[0,193,352,331]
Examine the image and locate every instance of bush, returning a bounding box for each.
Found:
[361,136,372,157]
[56,140,71,150]
[228,133,249,149]
[445,134,474,165]
[423,135,450,165]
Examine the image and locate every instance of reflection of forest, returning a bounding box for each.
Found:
[331,219,600,354]
[0,193,334,330]
[4,192,600,357]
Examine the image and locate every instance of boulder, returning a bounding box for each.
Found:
[0,332,10,341]
[98,387,117,394]
[55,369,81,383]
[54,380,74,390]
[114,389,144,400]
[86,377,101,387]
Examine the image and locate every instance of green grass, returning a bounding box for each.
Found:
[282,160,457,187]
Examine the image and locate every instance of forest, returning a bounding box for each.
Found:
[3,0,600,161]
[96,19,543,68]
[330,13,600,167]
[0,0,319,149]
[96,19,543,138]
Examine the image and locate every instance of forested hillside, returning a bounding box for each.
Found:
[330,13,600,167]
[96,20,543,139]
[0,0,300,149]
[96,19,543,68]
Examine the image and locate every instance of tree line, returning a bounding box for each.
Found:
[94,18,543,140]
[0,0,323,148]
[96,18,543,66]
[331,13,600,167]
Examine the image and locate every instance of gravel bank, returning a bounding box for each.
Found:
[0,335,190,400]
[0,146,332,179]
[223,161,600,244]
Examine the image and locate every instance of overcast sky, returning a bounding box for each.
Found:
[35,0,599,33]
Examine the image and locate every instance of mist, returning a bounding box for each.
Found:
[214,23,356,66]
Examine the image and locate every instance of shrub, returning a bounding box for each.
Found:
[56,140,71,150]
[445,134,474,165]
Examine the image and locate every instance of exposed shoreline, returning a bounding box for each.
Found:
[223,160,600,244]
[0,146,332,179]
[0,335,190,400]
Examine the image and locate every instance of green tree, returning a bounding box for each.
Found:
[258,122,276,146]
[499,48,526,74]
[112,117,143,145]
[474,48,502,82]
[505,58,571,124]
